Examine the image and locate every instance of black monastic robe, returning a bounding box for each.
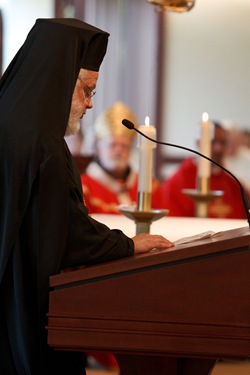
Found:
[0,18,133,375]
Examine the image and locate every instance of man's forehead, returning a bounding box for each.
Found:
[102,135,132,145]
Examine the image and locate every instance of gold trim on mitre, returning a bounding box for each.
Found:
[94,101,138,140]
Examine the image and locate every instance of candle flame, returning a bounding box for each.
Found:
[145,116,150,126]
[202,112,209,122]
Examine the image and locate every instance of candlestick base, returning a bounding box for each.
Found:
[118,205,168,235]
[182,188,223,218]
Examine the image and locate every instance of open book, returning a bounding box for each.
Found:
[174,230,221,245]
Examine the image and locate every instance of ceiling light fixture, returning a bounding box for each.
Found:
[146,0,195,13]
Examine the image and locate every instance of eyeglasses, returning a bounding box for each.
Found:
[78,78,96,100]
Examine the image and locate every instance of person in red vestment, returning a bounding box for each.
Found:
[81,101,163,215]
[160,122,250,219]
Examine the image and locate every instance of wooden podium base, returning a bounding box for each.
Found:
[47,227,250,374]
[115,354,217,375]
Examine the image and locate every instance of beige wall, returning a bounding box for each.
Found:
[162,0,250,161]
[1,0,53,70]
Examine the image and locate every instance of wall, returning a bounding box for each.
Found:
[161,0,250,163]
[0,0,53,70]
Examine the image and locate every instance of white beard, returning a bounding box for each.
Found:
[65,119,80,136]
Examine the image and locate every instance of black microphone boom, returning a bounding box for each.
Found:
[122,118,250,227]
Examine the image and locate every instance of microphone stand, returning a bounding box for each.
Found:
[182,176,223,218]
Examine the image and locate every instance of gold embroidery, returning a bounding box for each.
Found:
[209,197,232,218]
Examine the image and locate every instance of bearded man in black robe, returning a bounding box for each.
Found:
[0,18,174,375]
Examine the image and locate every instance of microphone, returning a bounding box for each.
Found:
[122,118,250,227]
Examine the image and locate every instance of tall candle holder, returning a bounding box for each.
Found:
[118,191,168,235]
[120,116,167,234]
[182,176,223,218]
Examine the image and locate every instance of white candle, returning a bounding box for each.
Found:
[137,116,156,193]
[198,112,214,178]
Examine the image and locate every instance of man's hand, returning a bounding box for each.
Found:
[132,233,174,254]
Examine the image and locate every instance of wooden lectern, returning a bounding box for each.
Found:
[47,226,250,374]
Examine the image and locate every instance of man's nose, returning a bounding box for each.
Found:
[85,97,93,109]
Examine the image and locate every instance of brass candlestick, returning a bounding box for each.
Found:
[118,191,168,235]
[137,191,151,211]
[182,176,223,218]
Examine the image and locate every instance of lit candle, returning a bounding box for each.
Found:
[198,112,214,178]
[137,116,156,193]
